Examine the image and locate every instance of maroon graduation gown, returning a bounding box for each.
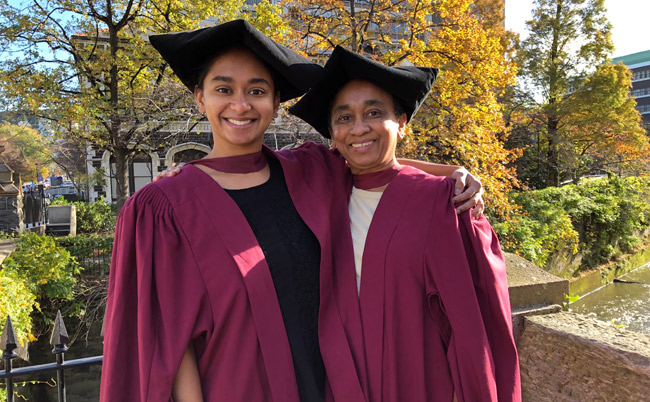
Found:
[330,166,521,402]
[100,143,365,402]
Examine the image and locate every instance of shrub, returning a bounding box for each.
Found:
[56,233,113,274]
[0,272,37,346]
[50,199,116,233]
[0,232,81,347]
[1,232,81,301]
[493,194,579,267]
[494,176,650,274]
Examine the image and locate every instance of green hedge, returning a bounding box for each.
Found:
[50,199,117,233]
[493,176,650,274]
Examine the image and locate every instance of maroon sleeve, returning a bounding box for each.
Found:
[423,178,498,401]
[458,212,522,402]
[100,184,210,401]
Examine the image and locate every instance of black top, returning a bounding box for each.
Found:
[225,157,325,402]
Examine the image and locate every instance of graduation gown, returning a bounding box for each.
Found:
[330,166,521,402]
[100,143,365,402]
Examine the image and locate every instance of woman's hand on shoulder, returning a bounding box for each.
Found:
[152,164,184,182]
[450,167,484,218]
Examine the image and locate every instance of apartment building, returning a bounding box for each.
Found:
[613,49,650,128]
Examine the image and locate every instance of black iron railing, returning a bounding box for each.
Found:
[1,312,103,402]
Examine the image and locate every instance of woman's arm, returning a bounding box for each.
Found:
[172,345,204,402]
[152,153,484,216]
[397,159,484,217]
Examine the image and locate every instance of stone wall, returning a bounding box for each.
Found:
[517,313,650,401]
[505,252,650,401]
[0,162,24,233]
[0,195,23,232]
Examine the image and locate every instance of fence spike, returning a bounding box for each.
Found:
[50,310,69,348]
[1,315,18,356]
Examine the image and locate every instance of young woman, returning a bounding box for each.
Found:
[101,20,483,402]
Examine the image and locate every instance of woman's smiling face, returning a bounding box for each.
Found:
[195,47,280,157]
[329,80,406,175]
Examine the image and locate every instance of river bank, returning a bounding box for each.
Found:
[568,240,650,297]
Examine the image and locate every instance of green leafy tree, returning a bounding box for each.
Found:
[0,0,286,211]
[514,0,646,187]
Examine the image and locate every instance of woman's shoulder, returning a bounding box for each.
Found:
[274,142,349,182]
[123,165,205,214]
[400,166,454,192]
[120,182,172,219]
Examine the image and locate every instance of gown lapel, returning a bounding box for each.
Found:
[276,149,367,402]
[358,170,417,402]
[189,164,300,402]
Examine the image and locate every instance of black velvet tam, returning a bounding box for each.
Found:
[149,19,323,102]
[289,45,438,138]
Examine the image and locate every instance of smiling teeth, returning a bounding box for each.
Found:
[227,119,252,126]
[351,141,374,148]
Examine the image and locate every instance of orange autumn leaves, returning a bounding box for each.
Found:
[284,0,520,216]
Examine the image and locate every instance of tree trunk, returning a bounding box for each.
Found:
[546,117,560,187]
[112,147,130,212]
[544,0,563,188]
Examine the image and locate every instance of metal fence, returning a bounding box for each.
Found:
[55,235,113,276]
[1,312,102,402]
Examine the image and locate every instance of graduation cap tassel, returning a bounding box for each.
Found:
[50,310,69,402]
[1,315,18,402]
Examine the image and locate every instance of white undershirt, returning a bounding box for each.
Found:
[348,186,384,293]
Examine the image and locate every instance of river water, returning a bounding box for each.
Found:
[570,263,650,334]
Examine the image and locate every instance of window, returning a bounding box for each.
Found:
[632,87,650,98]
[633,69,650,82]
[637,104,650,114]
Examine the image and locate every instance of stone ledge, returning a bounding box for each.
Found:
[511,304,563,343]
[505,252,569,310]
[517,312,650,401]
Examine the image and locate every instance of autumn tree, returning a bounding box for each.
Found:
[514,0,647,187]
[0,0,287,211]
[0,123,52,182]
[559,63,648,181]
[285,0,520,215]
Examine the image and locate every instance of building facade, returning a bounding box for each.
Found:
[613,50,650,128]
